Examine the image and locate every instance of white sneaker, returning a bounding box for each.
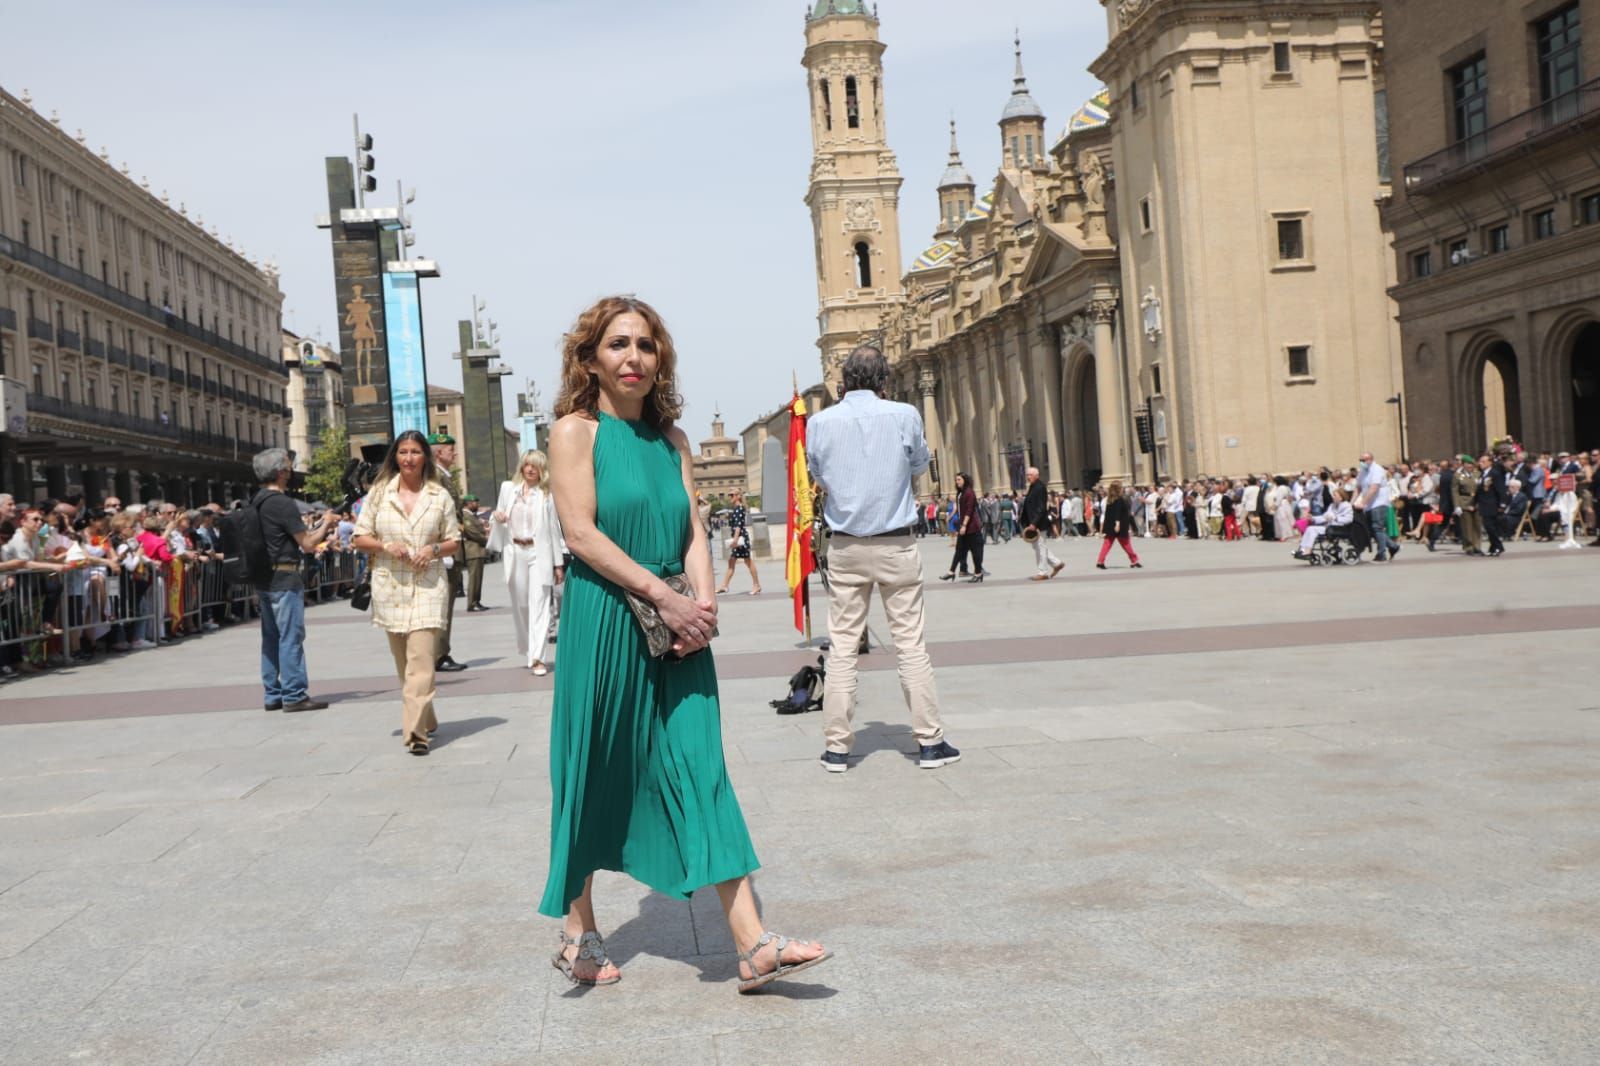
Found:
[202,622,220,632]
[111,642,131,652]
[129,639,156,650]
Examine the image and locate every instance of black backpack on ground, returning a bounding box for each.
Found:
[771,655,826,715]
[218,491,274,587]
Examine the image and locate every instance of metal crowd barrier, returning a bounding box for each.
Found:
[0,548,365,674]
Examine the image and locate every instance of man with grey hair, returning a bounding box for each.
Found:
[250,447,337,712]
[1019,466,1063,580]
[807,344,960,773]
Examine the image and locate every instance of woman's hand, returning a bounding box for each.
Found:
[410,543,439,570]
[384,541,411,564]
[493,510,508,524]
[554,566,565,585]
[657,586,717,655]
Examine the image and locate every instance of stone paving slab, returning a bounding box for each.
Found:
[0,536,1596,1063]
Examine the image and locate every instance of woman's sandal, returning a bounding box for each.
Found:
[736,931,832,995]
[552,930,620,987]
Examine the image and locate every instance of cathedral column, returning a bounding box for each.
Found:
[1090,295,1131,485]
[1006,312,1031,485]
[1035,322,1068,493]
[917,360,941,496]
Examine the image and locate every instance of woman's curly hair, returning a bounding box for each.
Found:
[553,295,683,431]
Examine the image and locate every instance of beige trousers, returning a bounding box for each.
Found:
[822,534,944,753]
[387,628,440,745]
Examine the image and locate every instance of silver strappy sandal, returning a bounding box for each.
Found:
[736,931,832,994]
[552,930,620,986]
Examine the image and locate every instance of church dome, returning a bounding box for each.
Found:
[809,0,872,18]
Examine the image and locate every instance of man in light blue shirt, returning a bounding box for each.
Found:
[1356,452,1399,561]
[807,345,959,774]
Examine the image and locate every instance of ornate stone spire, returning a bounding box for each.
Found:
[938,119,974,189]
[1001,32,1044,122]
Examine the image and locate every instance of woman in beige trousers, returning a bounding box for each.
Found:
[351,430,462,755]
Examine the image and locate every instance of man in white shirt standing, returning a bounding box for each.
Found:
[1355,452,1400,562]
[808,345,960,775]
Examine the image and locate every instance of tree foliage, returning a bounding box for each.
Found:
[303,425,350,506]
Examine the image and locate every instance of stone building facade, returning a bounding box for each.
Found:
[806,1,1403,492]
[282,331,345,473]
[1385,0,1600,456]
[0,86,290,504]
[691,411,745,500]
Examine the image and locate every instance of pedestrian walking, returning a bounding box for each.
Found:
[1355,453,1401,562]
[349,431,462,755]
[808,343,961,774]
[540,295,827,993]
[940,473,984,582]
[1095,481,1142,569]
[488,450,565,675]
[715,490,762,595]
[1020,466,1063,580]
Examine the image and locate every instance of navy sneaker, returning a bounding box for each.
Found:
[819,751,849,774]
[918,741,962,769]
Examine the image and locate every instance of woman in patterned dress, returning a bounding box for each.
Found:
[714,490,762,595]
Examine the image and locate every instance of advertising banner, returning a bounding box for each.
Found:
[382,272,429,438]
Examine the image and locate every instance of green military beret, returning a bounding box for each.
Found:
[462,494,479,502]
[427,432,455,446]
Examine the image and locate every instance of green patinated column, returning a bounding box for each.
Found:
[487,361,511,487]
[456,321,496,504]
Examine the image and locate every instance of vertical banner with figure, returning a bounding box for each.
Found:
[382,271,429,437]
[785,393,815,637]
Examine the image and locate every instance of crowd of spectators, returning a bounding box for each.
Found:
[0,488,361,681]
[912,444,1600,555]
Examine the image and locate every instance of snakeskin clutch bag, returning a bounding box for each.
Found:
[624,574,717,660]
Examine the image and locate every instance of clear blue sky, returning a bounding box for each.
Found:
[7,0,1106,442]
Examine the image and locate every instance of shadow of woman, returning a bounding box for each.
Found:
[558,875,839,999]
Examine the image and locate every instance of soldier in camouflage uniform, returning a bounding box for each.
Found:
[1453,455,1483,556]
[428,433,468,672]
[461,495,489,610]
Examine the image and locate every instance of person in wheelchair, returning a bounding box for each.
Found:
[1293,487,1355,561]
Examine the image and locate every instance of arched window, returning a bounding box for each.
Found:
[854,242,873,288]
[1010,136,1020,166]
[819,79,832,131]
[845,76,861,129]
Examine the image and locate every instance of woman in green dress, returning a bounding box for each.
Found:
[541,296,829,994]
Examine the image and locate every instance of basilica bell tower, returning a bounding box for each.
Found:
[802,1,905,393]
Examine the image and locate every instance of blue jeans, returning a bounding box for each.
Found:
[1367,505,1398,559]
[259,586,308,704]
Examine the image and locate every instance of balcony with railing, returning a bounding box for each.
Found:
[27,318,53,342]
[1404,76,1600,193]
[132,354,150,375]
[187,371,203,391]
[167,366,185,385]
[86,337,106,359]
[0,232,285,377]
[0,307,16,331]
[109,345,129,368]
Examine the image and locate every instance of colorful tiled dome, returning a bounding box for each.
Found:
[1067,88,1111,135]
[910,239,960,273]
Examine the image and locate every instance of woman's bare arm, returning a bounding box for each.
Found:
[548,415,716,643]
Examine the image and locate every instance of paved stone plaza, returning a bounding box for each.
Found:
[1,536,1597,1064]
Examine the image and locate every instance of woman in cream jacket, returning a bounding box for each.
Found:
[488,450,566,675]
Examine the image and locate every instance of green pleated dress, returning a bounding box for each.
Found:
[538,412,759,918]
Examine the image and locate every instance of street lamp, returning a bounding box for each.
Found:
[1385,393,1407,459]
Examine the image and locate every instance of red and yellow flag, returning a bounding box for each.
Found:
[785,393,815,636]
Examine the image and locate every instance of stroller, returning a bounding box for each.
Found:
[1302,518,1373,566]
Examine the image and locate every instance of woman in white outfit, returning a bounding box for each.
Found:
[489,450,566,675]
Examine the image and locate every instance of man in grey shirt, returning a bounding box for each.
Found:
[807,345,960,774]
